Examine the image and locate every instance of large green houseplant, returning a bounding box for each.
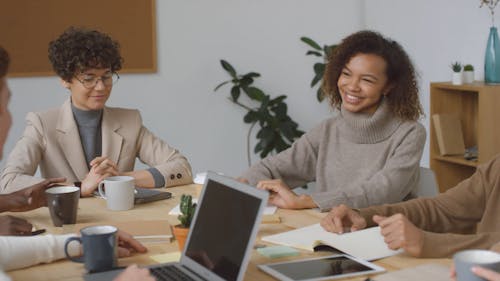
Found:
[300,37,337,102]
[215,60,304,166]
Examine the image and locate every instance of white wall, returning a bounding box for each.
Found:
[364,0,494,167]
[3,0,363,178]
[6,0,489,177]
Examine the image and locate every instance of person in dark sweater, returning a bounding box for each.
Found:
[239,30,426,211]
[0,27,193,197]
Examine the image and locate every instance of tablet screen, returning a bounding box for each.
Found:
[259,254,384,281]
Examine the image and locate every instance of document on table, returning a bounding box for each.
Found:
[168,198,277,215]
[262,223,402,261]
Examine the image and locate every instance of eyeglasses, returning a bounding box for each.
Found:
[74,72,120,89]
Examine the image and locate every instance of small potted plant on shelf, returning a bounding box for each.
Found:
[451,61,463,85]
[173,194,197,251]
[463,64,475,84]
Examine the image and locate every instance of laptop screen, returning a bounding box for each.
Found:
[184,178,262,281]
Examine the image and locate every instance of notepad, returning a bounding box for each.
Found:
[257,246,300,259]
[75,220,173,243]
[262,223,402,261]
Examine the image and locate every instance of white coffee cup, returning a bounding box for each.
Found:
[98,176,135,211]
[454,249,500,281]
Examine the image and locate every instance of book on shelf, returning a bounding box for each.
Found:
[432,114,465,156]
[261,223,401,261]
[75,219,173,243]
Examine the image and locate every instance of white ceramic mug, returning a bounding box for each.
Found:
[454,249,500,281]
[98,176,135,211]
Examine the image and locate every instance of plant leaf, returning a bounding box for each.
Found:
[240,76,254,88]
[272,103,287,119]
[243,72,261,79]
[324,44,337,58]
[231,86,241,102]
[220,60,237,78]
[246,87,266,101]
[313,63,325,75]
[311,72,323,87]
[306,50,322,57]
[214,80,230,92]
[243,111,258,123]
[269,95,287,106]
[300,37,322,50]
[316,88,324,102]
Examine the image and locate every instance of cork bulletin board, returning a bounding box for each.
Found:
[0,0,157,77]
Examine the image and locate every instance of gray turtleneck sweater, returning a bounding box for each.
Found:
[241,100,426,211]
[71,104,165,187]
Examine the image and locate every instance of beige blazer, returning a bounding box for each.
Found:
[0,99,192,193]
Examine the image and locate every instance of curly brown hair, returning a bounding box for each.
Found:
[48,27,123,82]
[0,46,9,79]
[322,30,423,121]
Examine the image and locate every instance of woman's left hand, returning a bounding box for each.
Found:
[256,179,316,209]
[80,157,119,196]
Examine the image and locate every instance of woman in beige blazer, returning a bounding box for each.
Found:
[0,27,192,196]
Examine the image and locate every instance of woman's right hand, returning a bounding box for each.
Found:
[320,204,367,234]
[80,157,118,196]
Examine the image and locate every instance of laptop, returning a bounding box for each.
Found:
[84,171,269,281]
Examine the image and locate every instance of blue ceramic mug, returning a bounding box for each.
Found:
[64,225,118,273]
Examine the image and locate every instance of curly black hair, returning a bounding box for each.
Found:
[48,27,123,82]
[0,46,9,79]
[322,30,423,121]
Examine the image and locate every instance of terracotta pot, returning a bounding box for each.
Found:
[172,225,190,251]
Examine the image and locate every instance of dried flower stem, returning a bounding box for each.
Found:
[481,0,500,26]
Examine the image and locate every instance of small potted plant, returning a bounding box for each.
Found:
[451,62,463,85]
[463,64,475,84]
[173,194,197,251]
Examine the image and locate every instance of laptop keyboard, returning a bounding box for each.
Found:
[150,265,197,281]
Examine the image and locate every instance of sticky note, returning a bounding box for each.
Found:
[150,252,181,263]
[257,246,300,259]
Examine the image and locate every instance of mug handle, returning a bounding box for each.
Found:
[98,182,106,199]
[64,237,84,263]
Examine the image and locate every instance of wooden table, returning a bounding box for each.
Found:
[7,184,451,280]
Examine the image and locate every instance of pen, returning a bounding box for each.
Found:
[31,229,46,235]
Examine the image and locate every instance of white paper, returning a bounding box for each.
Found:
[193,172,225,184]
[168,198,277,215]
[262,223,402,261]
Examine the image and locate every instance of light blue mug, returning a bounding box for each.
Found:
[454,249,500,281]
[64,225,118,273]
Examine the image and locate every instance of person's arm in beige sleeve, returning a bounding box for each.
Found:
[0,112,48,194]
[357,156,500,257]
[131,112,192,188]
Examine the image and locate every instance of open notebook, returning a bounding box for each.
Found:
[262,223,402,261]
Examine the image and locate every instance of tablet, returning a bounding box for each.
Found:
[258,254,385,281]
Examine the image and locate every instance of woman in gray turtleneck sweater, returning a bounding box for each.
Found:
[0,27,192,196]
[240,31,426,212]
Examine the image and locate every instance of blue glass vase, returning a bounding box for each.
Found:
[485,27,500,84]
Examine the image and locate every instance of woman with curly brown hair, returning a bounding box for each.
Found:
[0,27,192,196]
[239,30,426,211]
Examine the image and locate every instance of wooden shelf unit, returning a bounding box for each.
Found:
[430,82,500,192]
